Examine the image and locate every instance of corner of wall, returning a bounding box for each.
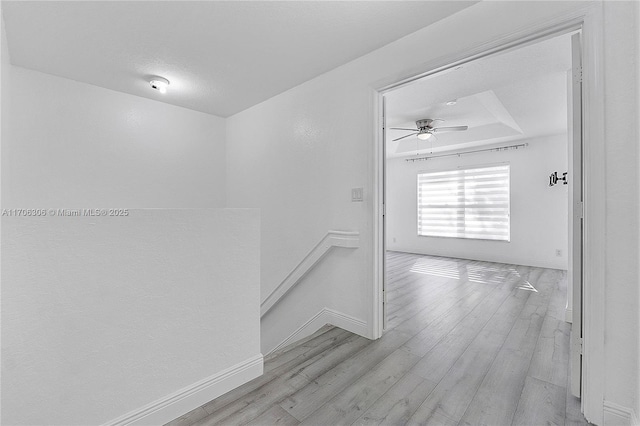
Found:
[265,307,368,356]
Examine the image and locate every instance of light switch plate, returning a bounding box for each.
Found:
[351,187,364,202]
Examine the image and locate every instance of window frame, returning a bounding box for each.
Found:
[416,163,511,242]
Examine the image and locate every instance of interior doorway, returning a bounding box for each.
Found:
[374,26,588,418]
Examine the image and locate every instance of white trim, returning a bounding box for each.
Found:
[371,3,605,425]
[267,307,368,356]
[104,354,263,426]
[261,231,360,317]
[386,248,565,273]
[372,90,385,340]
[324,308,369,337]
[579,5,606,424]
[603,401,639,426]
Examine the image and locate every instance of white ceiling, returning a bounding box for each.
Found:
[2,1,477,118]
[385,33,572,158]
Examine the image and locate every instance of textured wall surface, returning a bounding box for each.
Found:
[2,66,226,209]
[602,0,640,416]
[0,33,246,423]
[227,1,638,419]
[387,135,569,270]
[1,209,260,425]
[1,0,638,422]
[226,0,588,355]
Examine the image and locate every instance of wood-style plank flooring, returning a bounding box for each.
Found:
[167,252,590,426]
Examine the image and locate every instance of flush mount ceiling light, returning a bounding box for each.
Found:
[149,77,170,94]
[446,100,457,106]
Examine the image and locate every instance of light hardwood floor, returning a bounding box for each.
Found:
[167,252,590,426]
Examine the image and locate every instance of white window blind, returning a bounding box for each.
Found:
[417,164,510,241]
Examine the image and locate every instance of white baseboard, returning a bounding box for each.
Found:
[386,249,568,272]
[323,308,369,338]
[603,400,639,426]
[104,353,263,426]
[267,307,368,355]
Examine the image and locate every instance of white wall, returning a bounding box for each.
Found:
[226,0,638,421]
[226,72,374,353]
[226,0,587,355]
[1,10,8,201]
[1,19,258,424]
[1,209,261,425]
[386,135,569,270]
[2,66,226,209]
[226,74,374,353]
[637,2,640,422]
[2,1,638,422]
[1,12,11,424]
[602,1,640,421]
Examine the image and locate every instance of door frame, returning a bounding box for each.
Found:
[371,4,605,424]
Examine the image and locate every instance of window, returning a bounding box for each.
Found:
[417,164,510,241]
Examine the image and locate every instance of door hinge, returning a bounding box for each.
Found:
[571,335,583,355]
[573,66,583,83]
[383,290,387,304]
[382,204,386,217]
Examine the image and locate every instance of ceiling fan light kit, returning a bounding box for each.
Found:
[417,131,432,140]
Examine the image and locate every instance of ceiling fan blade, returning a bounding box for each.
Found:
[392,132,418,141]
[390,127,419,131]
[433,125,469,133]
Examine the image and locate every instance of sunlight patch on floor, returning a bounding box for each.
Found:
[409,257,536,290]
[410,258,460,279]
[516,281,538,292]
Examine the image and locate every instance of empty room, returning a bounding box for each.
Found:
[382,31,576,423]
[1,2,638,426]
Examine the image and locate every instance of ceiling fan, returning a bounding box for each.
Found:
[390,119,468,141]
